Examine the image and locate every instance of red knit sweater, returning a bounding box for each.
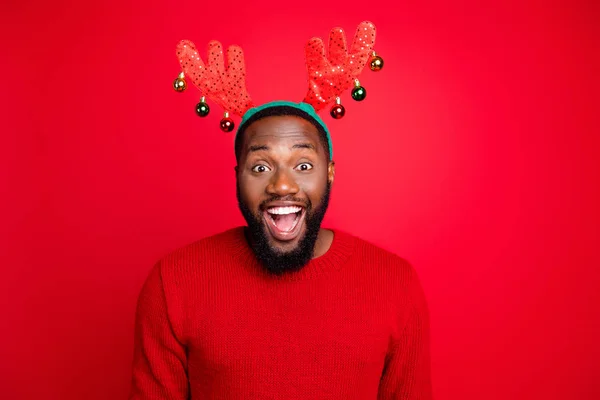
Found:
[130,227,432,399]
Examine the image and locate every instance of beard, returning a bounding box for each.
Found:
[236,182,331,275]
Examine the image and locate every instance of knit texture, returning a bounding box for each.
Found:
[235,101,334,159]
[130,227,432,399]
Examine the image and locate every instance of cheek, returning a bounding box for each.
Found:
[298,171,328,200]
[238,176,265,206]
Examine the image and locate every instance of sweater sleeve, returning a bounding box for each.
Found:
[129,263,189,400]
[378,268,433,400]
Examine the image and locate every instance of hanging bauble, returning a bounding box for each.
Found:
[369,52,384,71]
[220,112,234,132]
[195,96,210,117]
[330,97,345,119]
[351,80,367,101]
[173,72,186,92]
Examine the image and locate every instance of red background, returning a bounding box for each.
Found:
[2,0,599,399]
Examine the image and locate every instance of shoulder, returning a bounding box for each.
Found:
[156,226,245,282]
[343,231,416,277]
[162,227,243,262]
[336,230,424,299]
[341,231,429,319]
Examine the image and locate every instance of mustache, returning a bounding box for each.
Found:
[259,195,311,211]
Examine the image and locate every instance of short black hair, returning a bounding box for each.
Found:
[234,105,331,162]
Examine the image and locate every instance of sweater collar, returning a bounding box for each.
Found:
[227,226,355,281]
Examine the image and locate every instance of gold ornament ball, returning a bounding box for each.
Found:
[173,77,187,92]
[370,55,384,72]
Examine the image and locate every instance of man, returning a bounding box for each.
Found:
[129,102,432,399]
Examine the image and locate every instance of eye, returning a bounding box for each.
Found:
[251,164,271,173]
[296,163,313,171]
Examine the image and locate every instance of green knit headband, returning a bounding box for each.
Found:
[235,101,333,160]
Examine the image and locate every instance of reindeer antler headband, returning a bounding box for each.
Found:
[173,21,384,152]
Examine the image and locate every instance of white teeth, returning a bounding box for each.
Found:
[267,206,302,215]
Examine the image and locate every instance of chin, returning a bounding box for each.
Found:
[236,182,331,275]
[263,224,307,253]
[243,210,319,275]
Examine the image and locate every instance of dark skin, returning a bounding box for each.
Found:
[235,115,335,258]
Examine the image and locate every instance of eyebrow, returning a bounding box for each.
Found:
[246,143,317,154]
[248,145,269,153]
[292,143,316,151]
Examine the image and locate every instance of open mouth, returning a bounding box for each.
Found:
[263,205,306,242]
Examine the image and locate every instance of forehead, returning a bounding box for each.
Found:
[243,115,322,148]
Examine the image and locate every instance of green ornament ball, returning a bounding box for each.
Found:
[351,85,367,101]
[195,102,210,117]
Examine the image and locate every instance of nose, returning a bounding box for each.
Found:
[266,168,299,197]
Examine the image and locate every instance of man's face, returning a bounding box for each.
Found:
[236,115,335,274]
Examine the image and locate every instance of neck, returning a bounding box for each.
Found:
[313,228,334,258]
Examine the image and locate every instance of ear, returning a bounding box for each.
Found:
[327,161,335,185]
[234,165,239,174]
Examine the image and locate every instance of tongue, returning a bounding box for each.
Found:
[273,213,297,232]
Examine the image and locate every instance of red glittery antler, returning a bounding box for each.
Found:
[303,21,377,112]
[176,40,254,117]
